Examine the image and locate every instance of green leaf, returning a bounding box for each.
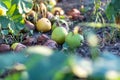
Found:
[26,52,68,80]
[18,0,33,14]
[1,30,8,35]
[0,1,8,11]
[7,4,17,17]
[2,0,11,9]
[9,21,24,35]
[105,0,120,21]
[0,16,10,28]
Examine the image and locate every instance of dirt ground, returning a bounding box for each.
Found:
[57,0,120,57]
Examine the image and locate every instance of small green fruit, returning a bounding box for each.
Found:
[51,27,68,44]
[65,32,84,48]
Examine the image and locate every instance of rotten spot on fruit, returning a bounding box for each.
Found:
[39,2,47,18]
[22,37,37,46]
[46,12,54,20]
[52,19,69,31]
[37,34,50,45]
[26,10,36,23]
[67,8,84,20]
[51,7,64,15]
[44,40,58,49]
[25,20,35,30]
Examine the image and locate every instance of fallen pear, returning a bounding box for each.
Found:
[51,27,68,44]
[65,32,84,48]
[36,18,51,32]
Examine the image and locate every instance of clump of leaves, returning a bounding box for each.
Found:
[0,0,33,36]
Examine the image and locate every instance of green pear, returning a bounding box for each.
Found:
[51,27,68,44]
[65,32,84,48]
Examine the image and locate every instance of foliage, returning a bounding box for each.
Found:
[93,0,105,23]
[0,0,33,35]
[0,0,120,80]
[0,47,120,80]
[105,0,120,21]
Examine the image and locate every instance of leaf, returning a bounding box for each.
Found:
[18,0,33,14]
[0,1,8,11]
[0,16,10,28]
[9,21,24,35]
[7,4,17,17]
[0,51,27,70]
[26,52,68,80]
[1,30,9,35]
[2,0,11,9]
[105,0,120,21]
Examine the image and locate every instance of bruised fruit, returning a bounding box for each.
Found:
[46,12,54,20]
[65,32,84,48]
[67,8,84,20]
[36,18,51,32]
[11,43,26,51]
[37,34,50,45]
[23,37,37,46]
[0,44,10,52]
[44,40,58,49]
[51,27,68,44]
[26,10,36,23]
[52,19,69,31]
[51,7,64,15]
[39,2,47,18]
[25,20,35,30]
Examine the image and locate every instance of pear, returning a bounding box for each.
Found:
[65,32,84,48]
[36,18,51,32]
[51,27,68,44]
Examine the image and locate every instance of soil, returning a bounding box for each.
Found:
[57,0,120,57]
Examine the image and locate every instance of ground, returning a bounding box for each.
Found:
[57,0,120,57]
